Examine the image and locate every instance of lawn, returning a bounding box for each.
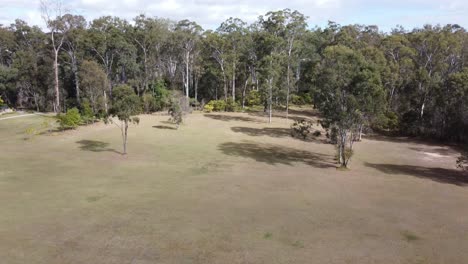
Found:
[0,110,467,264]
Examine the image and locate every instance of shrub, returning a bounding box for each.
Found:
[225,98,238,112]
[57,107,82,130]
[168,97,183,129]
[81,101,95,124]
[291,93,313,106]
[0,96,4,107]
[190,98,200,110]
[153,79,170,111]
[246,90,262,106]
[205,100,226,112]
[291,119,313,139]
[203,103,214,113]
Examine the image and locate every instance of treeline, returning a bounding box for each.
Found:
[1,9,468,142]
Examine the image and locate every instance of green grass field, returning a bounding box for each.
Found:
[0,110,467,264]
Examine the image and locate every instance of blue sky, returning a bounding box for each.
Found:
[1,0,467,31]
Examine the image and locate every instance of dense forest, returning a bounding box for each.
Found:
[1,8,468,144]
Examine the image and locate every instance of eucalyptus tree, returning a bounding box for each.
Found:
[316,45,385,167]
[61,14,87,105]
[174,20,203,97]
[132,15,171,94]
[205,30,228,100]
[40,0,69,112]
[88,16,129,111]
[79,60,108,113]
[217,17,247,101]
[283,9,307,117]
[107,84,141,155]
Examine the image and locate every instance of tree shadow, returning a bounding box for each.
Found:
[247,111,305,122]
[153,125,176,130]
[231,126,291,138]
[218,141,336,168]
[204,114,262,123]
[364,162,468,186]
[231,126,329,144]
[76,140,122,154]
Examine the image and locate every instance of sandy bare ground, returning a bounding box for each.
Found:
[0,110,467,264]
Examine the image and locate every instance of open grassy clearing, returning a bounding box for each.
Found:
[0,110,467,264]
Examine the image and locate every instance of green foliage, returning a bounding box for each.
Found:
[291,120,313,139]
[81,101,95,124]
[168,96,183,129]
[0,96,4,107]
[205,100,226,112]
[373,111,399,131]
[109,85,142,122]
[225,98,238,112]
[152,80,170,111]
[203,103,214,113]
[245,90,262,106]
[316,45,385,167]
[290,93,312,105]
[57,108,82,130]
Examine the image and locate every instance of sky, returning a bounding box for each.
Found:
[0,0,467,32]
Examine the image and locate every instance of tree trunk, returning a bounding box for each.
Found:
[122,120,128,155]
[286,62,291,120]
[71,55,80,105]
[242,77,248,109]
[358,124,363,141]
[103,90,108,113]
[185,52,190,97]
[222,69,227,101]
[232,62,236,101]
[54,50,60,113]
[268,78,273,124]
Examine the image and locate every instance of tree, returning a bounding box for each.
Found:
[107,85,141,155]
[61,14,87,105]
[40,0,69,112]
[79,60,108,113]
[175,20,202,98]
[316,45,385,168]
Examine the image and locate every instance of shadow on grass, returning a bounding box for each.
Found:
[204,114,262,123]
[247,111,316,122]
[365,162,468,186]
[218,141,335,168]
[231,126,329,144]
[76,140,122,154]
[153,125,176,130]
[231,126,291,138]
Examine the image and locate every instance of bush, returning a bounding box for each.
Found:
[291,119,313,139]
[57,107,82,130]
[246,90,262,106]
[0,96,4,107]
[225,98,238,112]
[373,111,399,131]
[291,93,313,106]
[203,104,214,113]
[205,100,226,112]
[168,97,183,129]
[81,101,95,124]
